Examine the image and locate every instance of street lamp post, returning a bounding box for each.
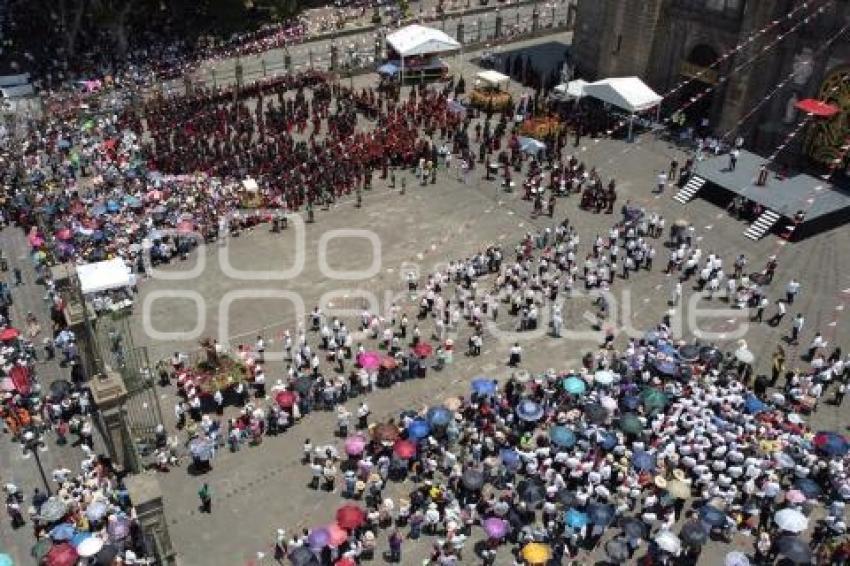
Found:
[23,430,51,495]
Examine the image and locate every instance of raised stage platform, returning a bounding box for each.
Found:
[693,150,850,239]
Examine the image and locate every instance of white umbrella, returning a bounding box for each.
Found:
[654,530,681,554]
[735,348,755,364]
[725,551,750,566]
[77,535,105,557]
[594,370,615,386]
[774,508,809,533]
[600,396,618,412]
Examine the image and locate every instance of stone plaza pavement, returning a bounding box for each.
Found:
[126,124,850,564]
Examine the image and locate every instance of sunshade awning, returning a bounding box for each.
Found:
[386,24,461,57]
[77,258,135,294]
[583,76,662,113]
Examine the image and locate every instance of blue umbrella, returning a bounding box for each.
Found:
[793,478,822,499]
[565,508,589,528]
[598,431,618,450]
[587,503,616,526]
[563,376,587,395]
[698,504,727,527]
[654,360,678,376]
[407,418,431,440]
[814,431,849,456]
[471,378,497,396]
[632,450,656,472]
[622,395,640,411]
[124,195,142,208]
[500,448,521,470]
[743,394,767,414]
[658,343,678,358]
[549,425,576,448]
[106,200,120,213]
[426,406,452,427]
[91,204,107,216]
[57,139,71,149]
[92,230,105,242]
[50,523,76,541]
[516,399,544,422]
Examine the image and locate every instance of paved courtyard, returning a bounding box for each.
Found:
[127,121,850,564]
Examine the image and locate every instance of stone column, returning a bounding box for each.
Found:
[374,37,382,62]
[89,369,133,472]
[234,59,244,90]
[532,6,540,32]
[494,10,502,39]
[457,21,465,44]
[125,474,176,565]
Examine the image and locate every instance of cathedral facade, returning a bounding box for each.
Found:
[571,0,850,168]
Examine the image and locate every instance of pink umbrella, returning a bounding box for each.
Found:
[55,228,72,241]
[344,435,367,456]
[28,234,44,248]
[0,377,15,391]
[358,351,382,370]
[483,517,509,539]
[785,489,807,504]
[326,523,348,548]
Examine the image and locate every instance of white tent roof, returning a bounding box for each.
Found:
[476,70,510,88]
[583,77,662,113]
[553,79,589,100]
[77,258,135,294]
[386,25,461,57]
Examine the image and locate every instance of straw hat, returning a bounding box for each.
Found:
[672,469,688,482]
[654,476,668,489]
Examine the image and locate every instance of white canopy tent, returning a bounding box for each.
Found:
[582,77,663,140]
[77,258,135,295]
[552,79,589,101]
[476,70,510,89]
[385,25,461,83]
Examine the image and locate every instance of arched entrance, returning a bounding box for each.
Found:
[804,66,850,176]
[678,44,721,128]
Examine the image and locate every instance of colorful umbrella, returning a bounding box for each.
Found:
[288,545,318,566]
[189,437,214,461]
[482,517,509,538]
[380,355,398,369]
[605,539,629,561]
[407,418,430,439]
[336,505,366,529]
[680,520,708,546]
[774,508,808,533]
[56,228,73,240]
[549,425,576,448]
[500,448,520,469]
[344,435,367,456]
[40,498,68,522]
[776,536,811,563]
[565,508,589,528]
[518,480,545,504]
[307,527,330,549]
[563,376,587,395]
[621,517,646,539]
[45,543,78,566]
[521,542,552,564]
[743,394,767,414]
[426,405,452,427]
[795,98,840,117]
[632,450,656,472]
[471,377,497,396]
[76,535,104,557]
[50,523,76,541]
[86,500,109,522]
[516,399,544,421]
[641,387,669,411]
[584,403,609,424]
[358,351,382,370]
[594,369,615,386]
[275,390,297,408]
[107,515,131,540]
[0,327,20,341]
[813,431,849,456]
[461,468,484,491]
[785,489,806,504]
[412,342,433,357]
[654,530,681,554]
[0,553,12,566]
[326,523,348,547]
[393,439,416,459]
[699,504,728,527]
[618,413,643,435]
[793,478,822,498]
[666,479,691,500]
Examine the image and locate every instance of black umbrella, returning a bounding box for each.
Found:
[94,544,120,566]
[776,536,811,564]
[289,545,319,566]
[292,376,314,395]
[557,489,579,507]
[462,469,484,491]
[680,520,708,547]
[605,538,629,561]
[621,516,646,539]
[699,346,723,367]
[587,503,615,526]
[584,403,609,424]
[678,344,700,362]
[49,379,73,399]
[518,480,545,505]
